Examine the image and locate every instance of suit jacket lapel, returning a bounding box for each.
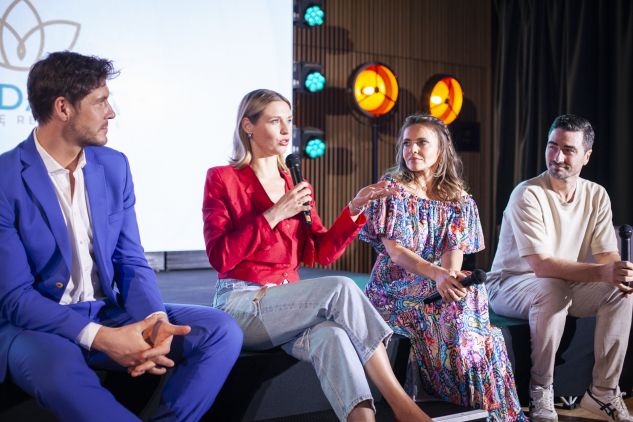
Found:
[82,148,109,283]
[19,136,72,272]
[237,166,256,194]
[238,165,293,208]
[238,165,267,207]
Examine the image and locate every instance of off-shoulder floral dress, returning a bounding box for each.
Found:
[359,176,526,421]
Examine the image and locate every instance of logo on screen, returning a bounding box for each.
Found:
[0,0,81,71]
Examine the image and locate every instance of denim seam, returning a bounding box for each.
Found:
[359,328,393,365]
[329,309,392,363]
[309,339,348,420]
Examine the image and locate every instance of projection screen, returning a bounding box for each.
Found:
[0,0,293,252]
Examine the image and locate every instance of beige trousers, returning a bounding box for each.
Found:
[487,275,632,393]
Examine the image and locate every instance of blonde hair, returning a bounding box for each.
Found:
[230,89,291,170]
[386,114,466,202]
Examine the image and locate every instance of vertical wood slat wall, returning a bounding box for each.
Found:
[294,0,492,273]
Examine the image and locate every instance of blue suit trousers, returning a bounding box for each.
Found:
[6,302,242,422]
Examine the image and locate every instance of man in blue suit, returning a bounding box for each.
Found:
[0,51,243,421]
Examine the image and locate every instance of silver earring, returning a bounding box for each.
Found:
[247,132,253,140]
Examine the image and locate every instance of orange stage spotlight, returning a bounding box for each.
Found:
[422,75,463,125]
[350,63,399,119]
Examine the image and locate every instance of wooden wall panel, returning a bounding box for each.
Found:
[294,0,492,273]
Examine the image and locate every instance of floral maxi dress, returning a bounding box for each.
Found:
[359,177,527,421]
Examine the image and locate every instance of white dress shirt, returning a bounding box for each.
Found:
[34,133,103,349]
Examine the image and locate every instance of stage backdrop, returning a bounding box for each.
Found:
[0,0,292,251]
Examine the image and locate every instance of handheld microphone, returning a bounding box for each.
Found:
[619,224,632,286]
[423,269,487,304]
[285,153,312,226]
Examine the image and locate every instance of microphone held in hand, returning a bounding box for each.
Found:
[423,269,487,304]
[285,153,312,225]
[619,224,632,286]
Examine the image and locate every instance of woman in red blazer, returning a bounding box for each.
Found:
[203,89,430,422]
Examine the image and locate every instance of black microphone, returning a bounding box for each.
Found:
[285,153,312,226]
[423,269,487,304]
[619,224,632,286]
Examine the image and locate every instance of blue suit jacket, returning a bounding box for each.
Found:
[0,132,165,382]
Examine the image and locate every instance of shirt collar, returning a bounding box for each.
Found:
[34,129,87,174]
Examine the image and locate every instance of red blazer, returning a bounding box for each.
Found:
[202,165,366,285]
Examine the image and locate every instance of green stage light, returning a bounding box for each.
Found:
[304,5,324,27]
[304,70,326,93]
[294,63,326,93]
[294,1,325,28]
[305,138,326,158]
[293,127,326,159]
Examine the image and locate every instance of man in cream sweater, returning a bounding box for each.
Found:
[487,114,633,422]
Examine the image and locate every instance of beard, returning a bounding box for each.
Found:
[77,134,107,147]
[547,161,575,180]
[67,120,108,148]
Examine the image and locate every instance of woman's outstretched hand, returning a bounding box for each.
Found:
[349,180,399,216]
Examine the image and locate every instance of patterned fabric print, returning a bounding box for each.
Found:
[359,177,527,421]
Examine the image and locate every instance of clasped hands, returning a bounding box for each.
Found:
[92,314,191,377]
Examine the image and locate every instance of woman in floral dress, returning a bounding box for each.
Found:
[359,114,526,421]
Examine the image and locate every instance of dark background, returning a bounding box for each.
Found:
[294,0,633,272]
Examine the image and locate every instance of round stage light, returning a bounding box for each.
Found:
[422,75,463,125]
[304,5,325,27]
[305,70,326,93]
[305,138,326,159]
[350,63,399,118]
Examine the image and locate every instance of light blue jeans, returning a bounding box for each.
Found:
[213,276,393,421]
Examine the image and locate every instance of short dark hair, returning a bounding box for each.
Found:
[548,114,595,151]
[27,51,119,123]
